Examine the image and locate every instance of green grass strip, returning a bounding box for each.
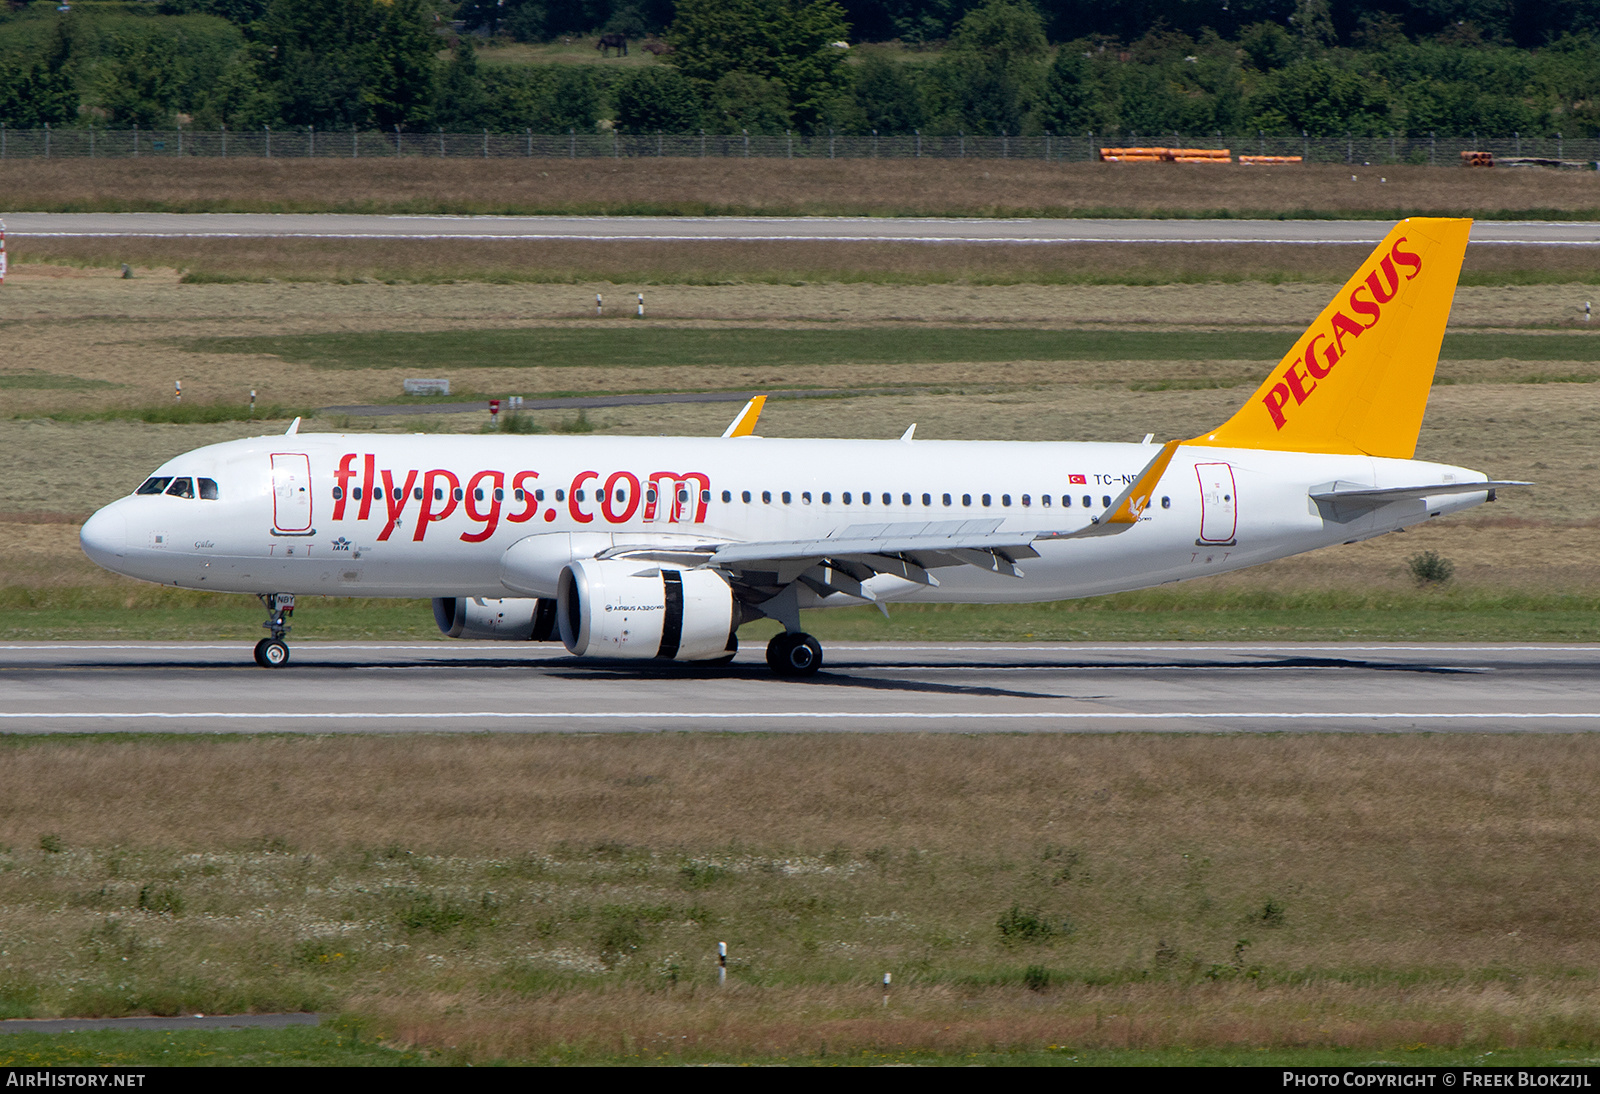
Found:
[5,589,1597,643]
[184,328,1600,372]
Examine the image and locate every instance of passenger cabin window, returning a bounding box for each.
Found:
[332,486,344,501]
[882,493,891,506]
[802,491,811,504]
[1041,494,1051,507]
[843,492,852,504]
[943,493,952,506]
[198,478,219,500]
[722,490,732,503]
[762,491,772,504]
[862,492,871,506]
[782,491,792,504]
[1161,496,1171,509]
[741,491,752,503]
[1001,494,1011,507]
[922,493,932,506]
[1082,495,1092,508]
[1102,495,1111,508]
[166,478,194,499]
[1021,494,1031,507]
[821,492,832,504]
[136,477,173,496]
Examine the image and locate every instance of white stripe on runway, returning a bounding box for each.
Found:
[2,711,1597,721]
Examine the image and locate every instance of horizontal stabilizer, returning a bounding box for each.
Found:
[1310,481,1530,504]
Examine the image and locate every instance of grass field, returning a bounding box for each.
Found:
[1,159,1597,219]
[4,733,1600,1064]
[181,328,1600,372]
[19,236,1600,289]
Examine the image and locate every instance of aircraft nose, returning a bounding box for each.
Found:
[79,507,127,567]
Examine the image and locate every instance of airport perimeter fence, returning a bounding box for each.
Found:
[0,126,1597,165]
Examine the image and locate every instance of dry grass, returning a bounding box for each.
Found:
[4,734,1600,1056]
[1,159,1596,217]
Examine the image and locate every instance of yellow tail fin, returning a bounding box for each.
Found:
[1191,218,1471,459]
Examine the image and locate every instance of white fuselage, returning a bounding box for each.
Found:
[79,432,1493,608]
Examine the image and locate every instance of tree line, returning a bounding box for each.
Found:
[0,0,1594,137]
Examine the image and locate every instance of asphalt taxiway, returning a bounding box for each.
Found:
[2,642,1596,734]
[5,213,1597,245]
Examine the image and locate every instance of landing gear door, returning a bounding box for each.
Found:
[271,453,313,533]
[1196,462,1237,545]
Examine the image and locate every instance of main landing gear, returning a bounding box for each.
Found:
[254,593,294,668]
[766,631,823,677]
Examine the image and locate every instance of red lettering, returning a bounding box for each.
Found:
[646,472,712,523]
[1366,255,1401,304]
[569,471,598,524]
[1304,333,1334,379]
[1390,238,1423,281]
[358,453,376,521]
[1283,360,1317,405]
[461,470,504,543]
[1349,284,1382,329]
[602,471,641,523]
[1262,383,1293,429]
[413,469,461,541]
[1330,310,1365,358]
[333,453,357,521]
[507,471,539,523]
[378,468,417,541]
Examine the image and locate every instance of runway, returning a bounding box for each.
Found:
[4,213,1597,245]
[2,641,1597,734]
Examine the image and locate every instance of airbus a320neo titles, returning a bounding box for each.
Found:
[80,218,1522,675]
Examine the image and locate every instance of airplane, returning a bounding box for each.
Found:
[79,217,1524,676]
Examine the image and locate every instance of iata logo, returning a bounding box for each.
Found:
[1261,237,1423,430]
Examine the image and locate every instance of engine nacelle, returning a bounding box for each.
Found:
[432,597,557,641]
[556,560,737,661]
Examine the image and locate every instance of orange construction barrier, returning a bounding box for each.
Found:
[1461,150,1495,167]
[1100,146,1168,162]
[1238,155,1303,165]
[1100,147,1234,163]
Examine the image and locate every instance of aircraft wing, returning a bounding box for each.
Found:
[603,439,1181,588]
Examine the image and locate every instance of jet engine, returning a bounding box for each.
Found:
[432,596,557,641]
[556,560,737,661]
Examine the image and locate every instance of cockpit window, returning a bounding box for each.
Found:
[198,478,219,500]
[136,477,173,496]
[165,477,195,499]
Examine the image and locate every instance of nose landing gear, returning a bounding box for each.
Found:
[254,593,294,668]
[766,631,823,677]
